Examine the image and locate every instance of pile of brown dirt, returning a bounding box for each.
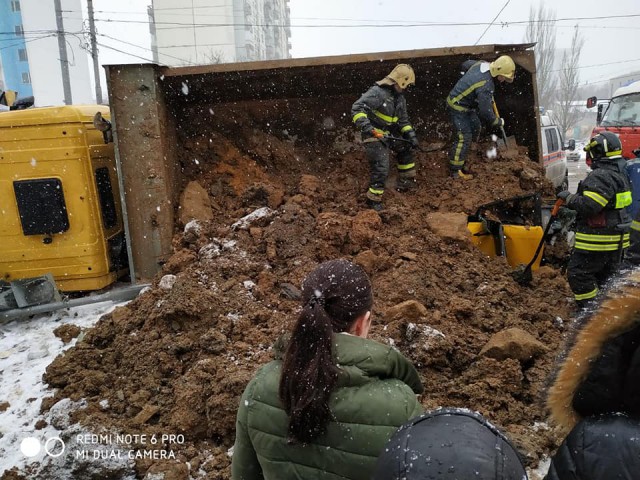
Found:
[39,101,574,479]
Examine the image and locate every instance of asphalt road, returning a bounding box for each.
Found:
[568,154,589,193]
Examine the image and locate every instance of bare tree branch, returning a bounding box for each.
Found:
[525,3,557,111]
[554,25,586,139]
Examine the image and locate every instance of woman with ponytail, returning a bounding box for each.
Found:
[231,259,424,480]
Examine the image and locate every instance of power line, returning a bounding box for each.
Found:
[96,33,196,66]
[95,41,158,64]
[0,33,57,51]
[551,58,640,73]
[76,13,640,30]
[475,0,511,45]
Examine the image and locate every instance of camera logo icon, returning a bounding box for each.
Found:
[20,436,65,458]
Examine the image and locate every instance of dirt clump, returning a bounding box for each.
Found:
[39,99,574,479]
[52,324,82,344]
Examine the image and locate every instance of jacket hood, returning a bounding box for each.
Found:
[372,408,527,480]
[547,268,640,433]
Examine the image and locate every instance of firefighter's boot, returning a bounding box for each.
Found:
[450,169,474,180]
[366,190,384,211]
[396,169,417,192]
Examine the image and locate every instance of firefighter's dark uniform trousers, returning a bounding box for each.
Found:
[351,84,416,202]
[564,159,632,308]
[364,140,414,194]
[448,109,481,171]
[446,60,501,172]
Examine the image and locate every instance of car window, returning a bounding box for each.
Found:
[544,129,553,154]
[602,93,640,126]
[550,128,559,152]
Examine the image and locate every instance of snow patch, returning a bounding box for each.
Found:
[158,274,177,290]
[231,207,275,230]
[0,301,125,475]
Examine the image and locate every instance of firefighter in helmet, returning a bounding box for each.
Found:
[351,64,419,211]
[557,131,632,309]
[446,55,515,180]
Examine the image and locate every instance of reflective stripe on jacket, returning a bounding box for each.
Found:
[566,159,632,252]
[351,84,414,137]
[446,61,499,126]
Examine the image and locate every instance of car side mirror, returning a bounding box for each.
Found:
[567,139,576,151]
[586,96,597,109]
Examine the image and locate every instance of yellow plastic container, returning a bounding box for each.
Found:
[468,221,544,271]
[0,105,126,291]
[467,221,497,257]
[503,225,544,270]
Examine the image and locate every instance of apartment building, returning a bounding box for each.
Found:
[150,0,291,66]
[0,0,93,105]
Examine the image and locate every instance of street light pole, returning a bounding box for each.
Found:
[87,0,103,104]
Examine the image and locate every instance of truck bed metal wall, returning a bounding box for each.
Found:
[106,65,180,282]
[106,43,539,281]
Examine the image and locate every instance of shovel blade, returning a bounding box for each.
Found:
[505,136,517,150]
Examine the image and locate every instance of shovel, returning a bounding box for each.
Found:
[512,198,564,286]
[492,100,517,151]
[382,135,442,153]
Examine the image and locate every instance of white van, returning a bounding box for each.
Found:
[540,115,573,192]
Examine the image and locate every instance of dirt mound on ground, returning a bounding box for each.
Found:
[39,102,573,479]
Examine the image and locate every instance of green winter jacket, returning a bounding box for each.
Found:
[231,333,424,480]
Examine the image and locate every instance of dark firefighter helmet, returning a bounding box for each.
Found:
[584,131,623,161]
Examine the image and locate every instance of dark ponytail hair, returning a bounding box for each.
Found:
[278,259,373,444]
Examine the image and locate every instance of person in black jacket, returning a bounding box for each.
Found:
[556,131,633,309]
[351,64,419,211]
[372,408,528,480]
[624,148,640,267]
[627,210,640,265]
[446,55,515,180]
[545,268,640,480]
[545,414,640,480]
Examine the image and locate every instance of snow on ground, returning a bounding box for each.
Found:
[0,300,125,476]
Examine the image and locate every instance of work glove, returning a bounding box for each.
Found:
[494,117,505,128]
[405,130,419,149]
[363,125,384,139]
[556,190,574,203]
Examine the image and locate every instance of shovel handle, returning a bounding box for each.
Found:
[551,198,564,217]
[522,198,565,273]
[492,99,500,118]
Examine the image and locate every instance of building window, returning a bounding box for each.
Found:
[18,48,28,62]
[21,72,31,84]
[14,24,23,36]
[11,1,20,12]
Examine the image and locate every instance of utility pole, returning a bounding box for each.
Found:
[87,0,103,104]
[53,0,72,105]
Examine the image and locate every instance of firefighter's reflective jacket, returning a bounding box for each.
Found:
[446,61,500,126]
[566,158,632,252]
[351,84,414,139]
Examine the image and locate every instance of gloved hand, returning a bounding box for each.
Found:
[405,130,419,149]
[494,117,505,128]
[363,125,384,139]
[557,190,574,203]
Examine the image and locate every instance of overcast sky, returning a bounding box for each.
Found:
[84,0,640,90]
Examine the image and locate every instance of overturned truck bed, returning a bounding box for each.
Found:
[26,44,576,479]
